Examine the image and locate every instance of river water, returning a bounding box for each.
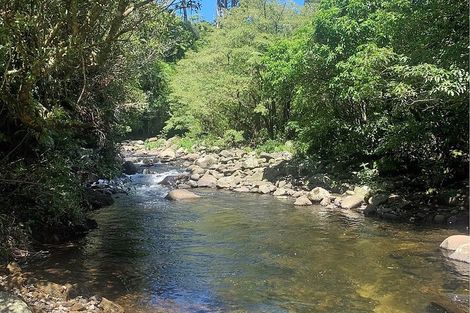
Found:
[27,166,468,312]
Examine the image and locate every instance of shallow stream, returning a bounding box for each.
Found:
[26,166,468,312]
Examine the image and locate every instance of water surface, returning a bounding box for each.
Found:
[27,167,468,312]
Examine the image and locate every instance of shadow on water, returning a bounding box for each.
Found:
[25,165,468,313]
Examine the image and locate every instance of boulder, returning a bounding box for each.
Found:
[242,157,259,169]
[258,184,272,194]
[122,161,137,175]
[85,190,114,210]
[216,176,239,189]
[100,297,124,313]
[0,292,32,313]
[286,188,295,196]
[188,180,198,188]
[440,235,470,250]
[182,153,199,161]
[195,155,218,169]
[190,165,205,175]
[294,196,312,206]
[219,150,232,158]
[340,195,364,209]
[308,187,330,202]
[208,170,224,179]
[159,148,176,162]
[245,168,264,182]
[449,243,470,263]
[159,175,179,187]
[273,188,288,196]
[166,189,200,200]
[197,173,217,188]
[190,174,200,181]
[353,185,371,199]
[368,193,389,206]
[319,197,331,206]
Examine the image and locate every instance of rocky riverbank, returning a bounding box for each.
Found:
[0,263,124,313]
[121,138,469,228]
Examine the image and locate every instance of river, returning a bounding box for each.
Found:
[26,165,468,312]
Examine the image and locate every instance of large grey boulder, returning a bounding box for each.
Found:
[341,195,364,209]
[353,185,371,200]
[245,168,264,182]
[166,189,200,201]
[182,153,199,161]
[242,157,259,169]
[294,196,312,206]
[449,243,470,263]
[159,148,176,162]
[258,183,275,194]
[308,187,330,202]
[216,176,239,189]
[440,235,470,250]
[189,165,205,175]
[0,292,32,313]
[273,188,288,196]
[197,173,218,188]
[195,155,218,169]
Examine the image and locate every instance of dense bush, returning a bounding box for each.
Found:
[168,0,468,190]
[0,1,197,258]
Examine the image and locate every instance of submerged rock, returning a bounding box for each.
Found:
[166,189,200,201]
[100,297,124,313]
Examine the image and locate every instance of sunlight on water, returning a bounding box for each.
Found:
[27,166,469,313]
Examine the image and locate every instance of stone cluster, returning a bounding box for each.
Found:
[0,263,124,313]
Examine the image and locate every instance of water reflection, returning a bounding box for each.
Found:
[27,169,468,313]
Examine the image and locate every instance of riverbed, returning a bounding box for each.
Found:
[25,166,468,312]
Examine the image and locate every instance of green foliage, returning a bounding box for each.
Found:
[255,139,295,154]
[167,0,309,139]
[144,138,166,150]
[0,0,196,256]
[174,136,197,152]
[167,0,468,190]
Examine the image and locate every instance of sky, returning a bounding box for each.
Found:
[189,0,304,22]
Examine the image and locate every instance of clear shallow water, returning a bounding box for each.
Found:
[27,167,468,313]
